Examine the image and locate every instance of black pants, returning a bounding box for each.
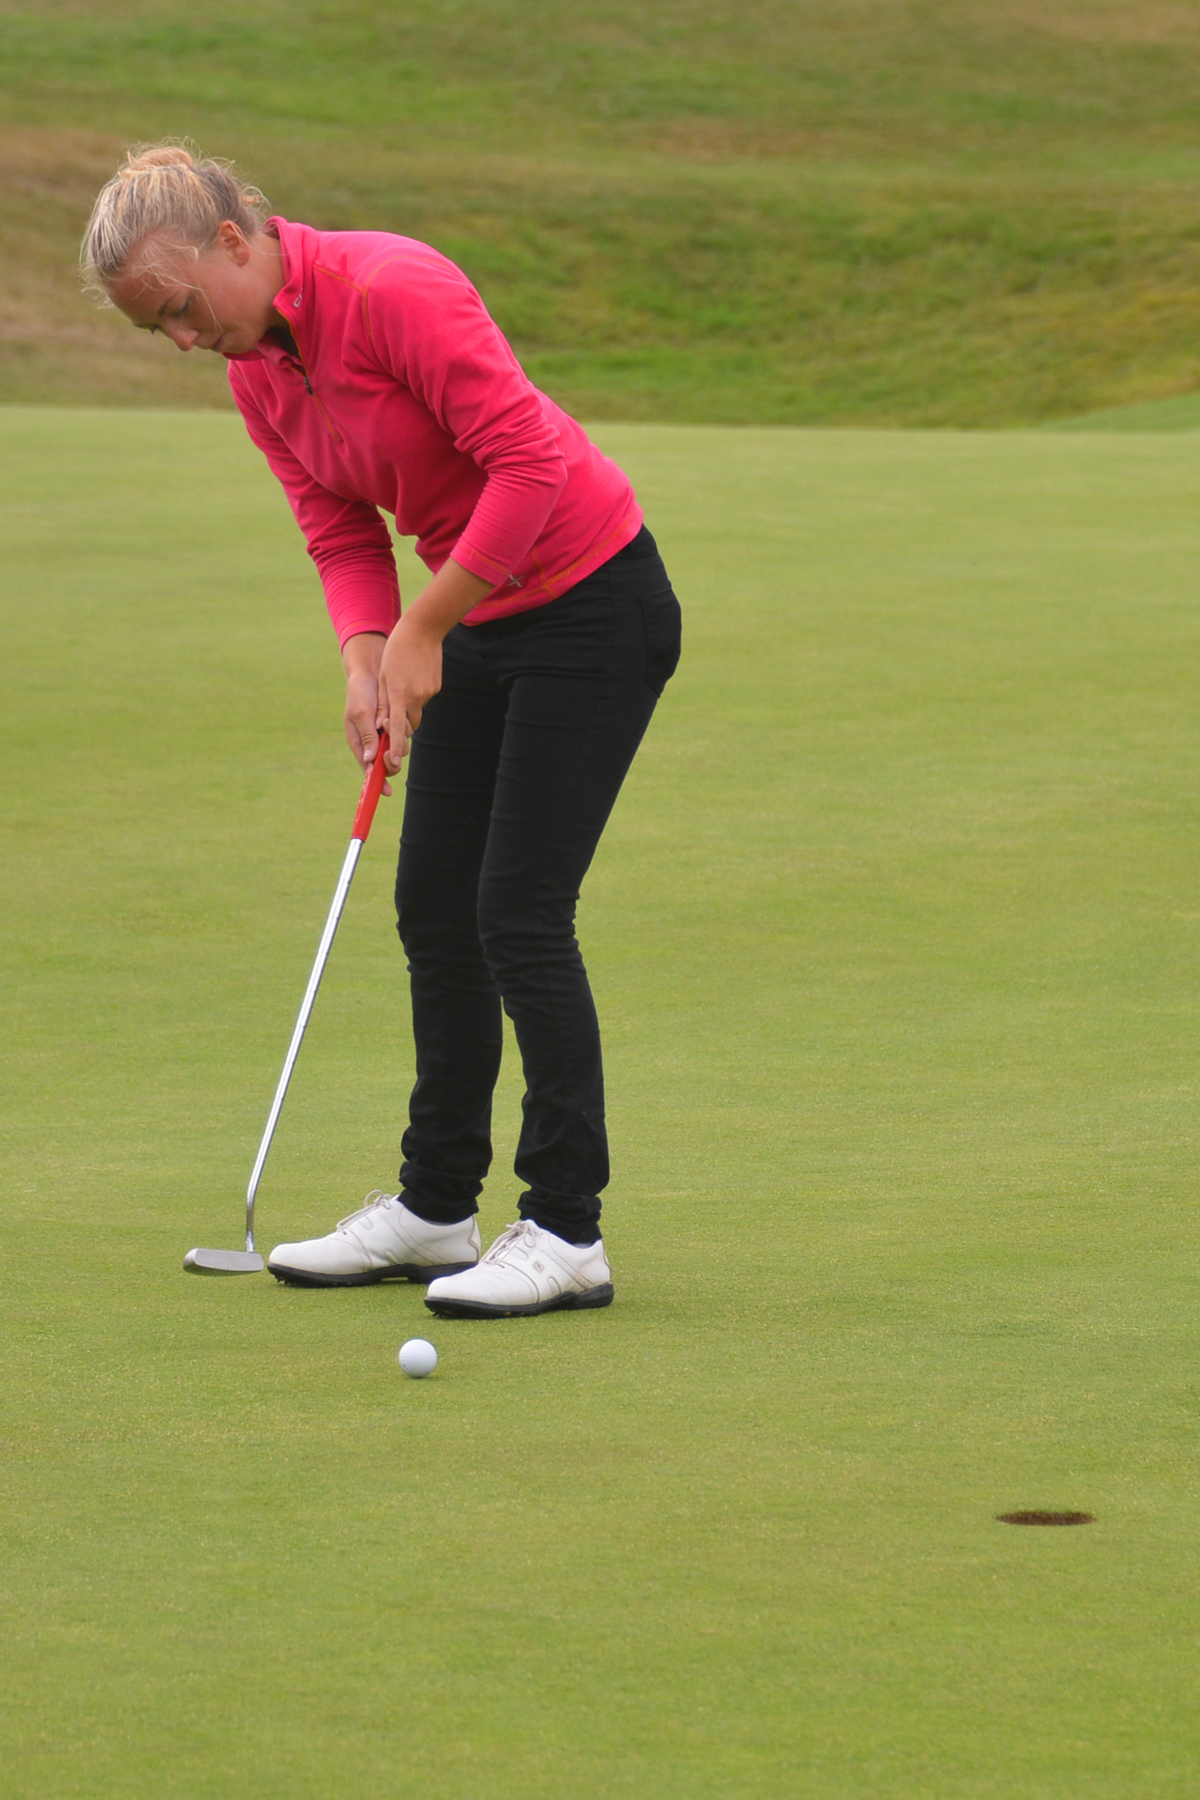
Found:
[394,526,681,1244]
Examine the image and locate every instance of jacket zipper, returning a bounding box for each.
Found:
[288,352,343,444]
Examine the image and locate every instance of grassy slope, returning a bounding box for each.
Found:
[3,410,1200,1795]
[7,0,1200,423]
[1047,390,1200,429]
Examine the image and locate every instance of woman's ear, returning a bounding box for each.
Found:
[216,219,251,264]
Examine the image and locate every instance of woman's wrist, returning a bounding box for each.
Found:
[341,630,387,676]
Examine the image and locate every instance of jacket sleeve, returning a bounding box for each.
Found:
[230,373,400,648]
[360,249,568,588]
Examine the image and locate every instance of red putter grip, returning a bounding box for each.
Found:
[351,732,390,841]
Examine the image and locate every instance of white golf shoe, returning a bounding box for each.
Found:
[424,1219,614,1318]
[268,1191,481,1288]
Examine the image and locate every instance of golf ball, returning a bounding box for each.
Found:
[398,1337,438,1379]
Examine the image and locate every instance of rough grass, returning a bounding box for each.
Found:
[7,0,1200,422]
[3,408,1200,1794]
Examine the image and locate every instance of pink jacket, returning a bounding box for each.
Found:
[227,218,642,645]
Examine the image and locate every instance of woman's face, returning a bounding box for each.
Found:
[108,220,284,359]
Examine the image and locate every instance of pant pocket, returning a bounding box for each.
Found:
[639,587,683,697]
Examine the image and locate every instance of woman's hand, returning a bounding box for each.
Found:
[341,631,391,790]
[378,612,443,773]
[373,559,494,775]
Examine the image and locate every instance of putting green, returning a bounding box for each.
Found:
[2,409,1199,1797]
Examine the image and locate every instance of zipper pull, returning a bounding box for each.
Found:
[286,348,312,395]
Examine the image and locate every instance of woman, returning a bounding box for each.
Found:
[82,144,681,1319]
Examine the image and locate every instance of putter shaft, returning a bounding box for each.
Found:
[242,835,363,1251]
[183,740,391,1274]
[242,738,391,1252]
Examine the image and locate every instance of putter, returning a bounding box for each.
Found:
[184,734,392,1275]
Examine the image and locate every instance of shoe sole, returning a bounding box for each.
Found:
[269,1259,478,1289]
[424,1282,615,1320]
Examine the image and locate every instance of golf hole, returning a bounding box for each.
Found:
[996,1510,1094,1527]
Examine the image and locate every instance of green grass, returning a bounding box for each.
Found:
[1046,390,1200,430]
[4,406,1200,1794]
[9,1,1200,423]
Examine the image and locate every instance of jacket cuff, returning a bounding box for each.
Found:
[448,535,510,591]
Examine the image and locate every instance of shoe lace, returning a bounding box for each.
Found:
[481,1220,538,1264]
[336,1189,398,1233]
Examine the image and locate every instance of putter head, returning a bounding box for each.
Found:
[183,1248,265,1276]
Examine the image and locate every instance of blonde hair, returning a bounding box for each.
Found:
[81,141,269,299]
